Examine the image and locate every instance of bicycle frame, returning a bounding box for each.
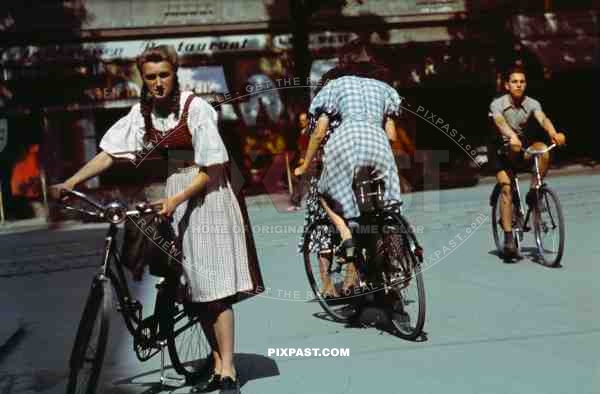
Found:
[350,205,423,284]
[494,144,558,250]
[64,189,210,391]
[100,225,143,333]
[511,174,529,235]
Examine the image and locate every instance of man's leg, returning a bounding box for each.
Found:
[496,170,513,232]
[525,141,550,205]
[496,169,517,257]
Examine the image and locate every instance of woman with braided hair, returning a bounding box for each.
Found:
[51,45,262,394]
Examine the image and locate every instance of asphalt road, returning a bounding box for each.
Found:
[1,172,599,394]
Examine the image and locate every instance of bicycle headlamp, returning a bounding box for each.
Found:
[105,201,128,224]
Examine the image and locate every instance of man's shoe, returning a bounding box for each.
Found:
[503,230,518,258]
[286,205,301,212]
[503,239,518,258]
[219,376,240,394]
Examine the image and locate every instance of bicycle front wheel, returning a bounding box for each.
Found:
[160,289,211,380]
[534,187,565,267]
[303,220,360,323]
[66,277,111,394]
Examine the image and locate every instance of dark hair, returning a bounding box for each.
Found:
[136,45,181,143]
[336,39,391,84]
[504,65,527,82]
[315,66,344,95]
[339,38,375,68]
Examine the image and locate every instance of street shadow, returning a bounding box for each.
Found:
[0,326,26,366]
[487,246,558,266]
[311,305,428,342]
[356,305,429,342]
[487,249,524,264]
[111,353,278,393]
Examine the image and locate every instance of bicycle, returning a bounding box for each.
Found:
[302,175,426,340]
[490,144,565,267]
[60,189,211,394]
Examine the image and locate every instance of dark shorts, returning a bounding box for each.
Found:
[490,131,549,173]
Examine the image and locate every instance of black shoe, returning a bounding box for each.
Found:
[191,373,221,393]
[503,237,518,258]
[335,238,355,263]
[219,376,240,394]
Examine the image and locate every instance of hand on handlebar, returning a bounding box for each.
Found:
[508,135,522,153]
[49,182,74,200]
[153,197,180,218]
[550,132,566,146]
[294,164,307,177]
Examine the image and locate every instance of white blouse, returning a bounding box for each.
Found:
[99,91,228,167]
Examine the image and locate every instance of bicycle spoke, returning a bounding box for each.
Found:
[164,301,211,378]
[303,221,360,322]
[534,188,565,267]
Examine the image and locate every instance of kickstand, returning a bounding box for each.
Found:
[159,340,185,388]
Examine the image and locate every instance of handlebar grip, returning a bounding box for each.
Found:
[60,189,106,211]
[135,201,163,214]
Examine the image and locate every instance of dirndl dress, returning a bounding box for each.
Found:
[99,91,263,303]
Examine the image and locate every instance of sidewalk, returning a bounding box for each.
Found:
[478,162,600,185]
[2,163,598,235]
[0,217,108,235]
[0,193,295,235]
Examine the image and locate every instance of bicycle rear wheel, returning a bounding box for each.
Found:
[303,220,360,322]
[534,187,565,267]
[66,277,111,394]
[383,215,426,340]
[160,287,211,380]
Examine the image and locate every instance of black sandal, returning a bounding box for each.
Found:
[336,238,355,263]
[219,375,240,394]
[191,373,221,393]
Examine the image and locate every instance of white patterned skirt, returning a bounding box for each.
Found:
[166,165,256,303]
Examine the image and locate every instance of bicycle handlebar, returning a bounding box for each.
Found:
[523,143,558,156]
[59,189,162,224]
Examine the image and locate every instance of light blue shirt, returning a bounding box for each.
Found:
[489,94,542,136]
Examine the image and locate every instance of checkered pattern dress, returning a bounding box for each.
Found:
[309,76,403,219]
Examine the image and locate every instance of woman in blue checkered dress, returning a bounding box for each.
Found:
[295,65,403,261]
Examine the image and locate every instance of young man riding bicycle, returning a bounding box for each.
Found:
[489,65,566,258]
